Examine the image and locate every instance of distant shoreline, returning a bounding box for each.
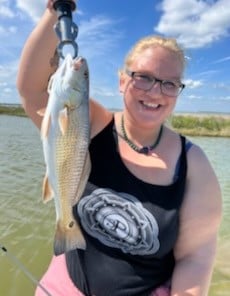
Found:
[0,104,27,117]
[1,103,230,137]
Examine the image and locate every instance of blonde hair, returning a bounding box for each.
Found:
[122,35,185,72]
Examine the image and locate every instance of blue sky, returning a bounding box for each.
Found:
[0,0,230,113]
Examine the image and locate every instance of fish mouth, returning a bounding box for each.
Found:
[73,57,86,70]
[72,57,89,79]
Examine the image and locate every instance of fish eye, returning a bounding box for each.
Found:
[84,71,89,79]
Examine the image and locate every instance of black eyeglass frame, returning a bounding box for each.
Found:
[125,69,185,96]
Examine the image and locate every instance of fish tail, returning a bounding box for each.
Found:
[54,219,86,256]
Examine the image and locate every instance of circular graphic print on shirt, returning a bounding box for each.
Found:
[78,187,160,255]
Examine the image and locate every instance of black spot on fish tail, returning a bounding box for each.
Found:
[68,221,74,228]
[54,220,86,256]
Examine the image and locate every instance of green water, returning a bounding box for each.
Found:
[0,115,229,295]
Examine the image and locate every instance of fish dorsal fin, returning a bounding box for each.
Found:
[42,174,54,203]
[40,113,51,139]
[58,107,68,135]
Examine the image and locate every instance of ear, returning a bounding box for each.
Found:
[119,71,126,93]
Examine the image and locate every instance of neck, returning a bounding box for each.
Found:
[120,114,163,155]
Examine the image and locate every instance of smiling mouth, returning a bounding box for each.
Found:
[140,101,160,109]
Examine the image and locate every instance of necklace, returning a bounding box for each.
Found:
[120,115,163,155]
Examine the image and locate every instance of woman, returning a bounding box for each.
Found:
[17,1,222,295]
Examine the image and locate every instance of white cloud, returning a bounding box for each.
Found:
[212,56,230,64]
[184,79,203,88]
[16,0,46,22]
[0,60,18,83]
[0,8,123,104]
[0,60,20,104]
[0,25,17,36]
[221,96,230,101]
[187,94,202,99]
[3,87,12,93]
[15,0,81,23]
[0,5,14,18]
[197,70,220,77]
[14,1,123,61]
[213,82,230,90]
[77,15,123,60]
[155,0,230,49]
[92,85,119,98]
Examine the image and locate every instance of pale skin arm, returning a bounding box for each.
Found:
[17,8,59,128]
[171,145,222,296]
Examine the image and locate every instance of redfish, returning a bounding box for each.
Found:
[40,54,90,255]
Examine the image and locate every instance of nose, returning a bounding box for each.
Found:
[146,80,162,95]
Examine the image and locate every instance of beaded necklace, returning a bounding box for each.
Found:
[121,115,163,155]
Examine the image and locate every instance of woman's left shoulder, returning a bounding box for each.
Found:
[174,136,222,261]
[182,137,221,198]
[184,139,215,177]
[180,137,222,228]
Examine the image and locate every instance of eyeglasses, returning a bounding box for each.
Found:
[126,69,185,97]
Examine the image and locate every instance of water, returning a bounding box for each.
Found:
[0,115,229,295]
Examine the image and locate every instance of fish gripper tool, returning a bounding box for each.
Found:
[53,0,78,59]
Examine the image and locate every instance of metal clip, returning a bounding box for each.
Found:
[53,0,78,59]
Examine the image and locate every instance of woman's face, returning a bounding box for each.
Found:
[119,46,184,128]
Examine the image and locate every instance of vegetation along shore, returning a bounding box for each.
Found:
[1,104,230,137]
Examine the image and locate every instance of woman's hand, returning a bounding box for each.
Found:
[46,0,76,11]
[46,0,55,11]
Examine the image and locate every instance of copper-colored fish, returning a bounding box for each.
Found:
[40,54,90,255]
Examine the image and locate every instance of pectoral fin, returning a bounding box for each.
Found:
[40,113,51,139]
[58,107,68,135]
[42,174,54,203]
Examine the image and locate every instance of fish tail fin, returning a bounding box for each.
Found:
[54,219,86,256]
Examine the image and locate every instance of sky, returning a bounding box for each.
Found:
[0,0,230,114]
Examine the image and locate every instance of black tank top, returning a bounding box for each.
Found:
[66,118,188,296]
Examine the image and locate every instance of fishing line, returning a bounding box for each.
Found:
[0,244,52,296]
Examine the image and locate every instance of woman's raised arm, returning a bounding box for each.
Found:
[17,7,59,128]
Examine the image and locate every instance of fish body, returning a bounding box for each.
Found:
[40,54,90,255]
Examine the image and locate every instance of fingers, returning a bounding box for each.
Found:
[46,0,76,12]
[46,0,55,11]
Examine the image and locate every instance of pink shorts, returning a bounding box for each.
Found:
[35,255,170,296]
